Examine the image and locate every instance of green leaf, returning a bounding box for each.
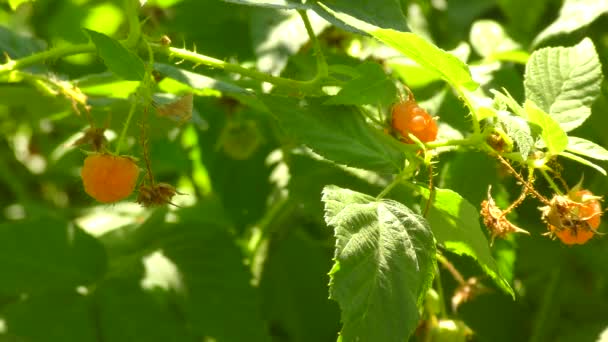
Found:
[162,216,271,342]
[95,279,193,342]
[524,101,568,155]
[84,29,146,81]
[251,8,328,76]
[371,29,478,91]
[470,20,521,59]
[2,291,97,342]
[0,26,47,60]
[419,187,514,297]
[566,136,608,160]
[261,95,408,174]
[524,38,603,132]
[559,151,607,176]
[533,0,608,46]
[499,114,534,159]
[8,0,34,10]
[259,230,340,342]
[325,62,397,107]
[312,0,408,34]
[0,219,107,295]
[322,186,436,342]
[220,0,309,9]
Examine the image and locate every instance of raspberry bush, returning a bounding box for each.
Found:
[1,0,608,341]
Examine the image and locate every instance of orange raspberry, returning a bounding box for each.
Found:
[391,100,438,143]
[81,153,139,203]
[542,189,602,245]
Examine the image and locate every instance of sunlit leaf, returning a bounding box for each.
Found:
[419,187,514,297]
[524,101,568,155]
[323,185,435,342]
[372,29,478,91]
[533,0,608,46]
[524,38,603,132]
[566,136,608,160]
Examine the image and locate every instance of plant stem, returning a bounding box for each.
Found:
[149,44,327,93]
[540,169,564,196]
[115,96,138,155]
[298,10,328,79]
[529,268,560,342]
[0,43,96,76]
[456,88,481,135]
[434,255,449,319]
[124,0,141,48]
[425,133,483,149]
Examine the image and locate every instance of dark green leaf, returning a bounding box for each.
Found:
[162,216,271,342]
[419,187,514,297]
[323,186,436,342]
[325,62,397,107]
[262,95,408,174]
[311,0,408,34]
[2,291,96,342]
[95,279,193,342]
[84,29,146,81]
[0,26,47,61]
[0,219,107,295]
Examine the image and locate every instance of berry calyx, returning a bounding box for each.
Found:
[81,153,139,203]
[391,96,438,143]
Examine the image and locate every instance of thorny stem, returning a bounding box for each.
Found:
[0,43,96,75]
[456,88,481,135]
[114,96,138,155]
[298,10,328,79]
[433,262,448,319]
[148,43,331,93]
[437,253,466,285]
[496,154,550,205]
[500,167,534,217]
[124,0,142,49]
[540,169,564,196]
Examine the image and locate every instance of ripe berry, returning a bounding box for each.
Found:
[541,189,602,245]
[81,153,139,203]
[391,98,438,143]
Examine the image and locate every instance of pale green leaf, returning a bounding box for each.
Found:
[533,0,608,46]
[419,187,514,297]
[470,20,521,59]
[220,0,309,9]
[323,185,435,342]
[524,38,603,132]
[566,136,608,160]
[499,114,534,160]
[372,29,478,91]
[559,151,607,175]
[8,0,33,10]
[325,62,397,107]
[84,29,146,81]
[524,101,568,155]
[262,95,409,174]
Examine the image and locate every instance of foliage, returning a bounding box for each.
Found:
[1,0,608,341]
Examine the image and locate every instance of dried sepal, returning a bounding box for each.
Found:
[480,186,529,245]
[73,126,107,152]
[136,182,182,207]
[451,277,490,312]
